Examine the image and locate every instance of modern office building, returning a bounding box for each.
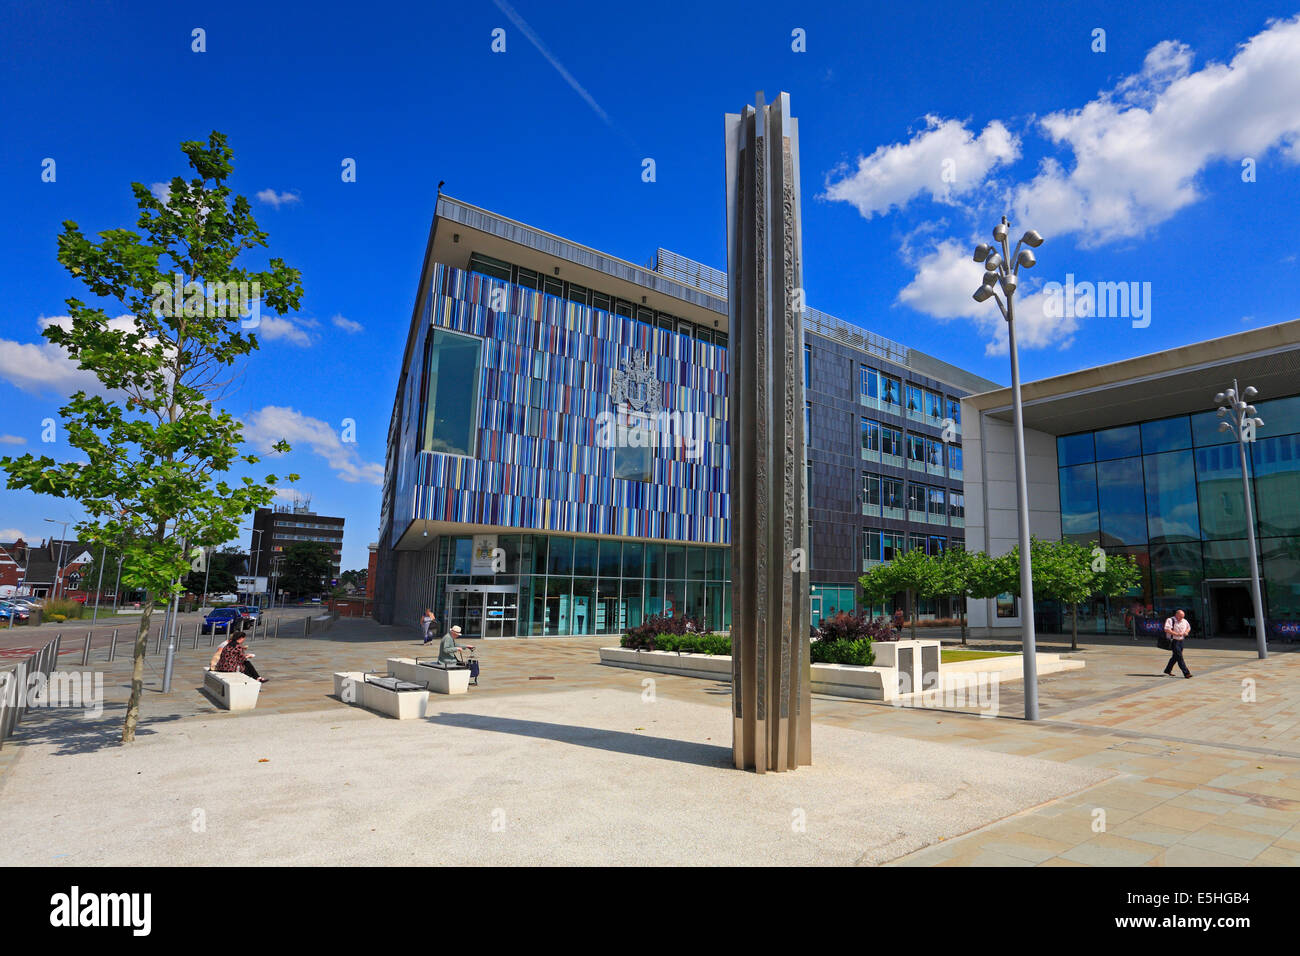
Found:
[963,319,1300,638]
[251,503,346,590]
[373,194,996,636]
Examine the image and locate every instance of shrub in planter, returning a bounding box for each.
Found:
[652,632,732,655]
[50,613,67,623]
[816,610,896,644]
[621,614,707,650]
[809,637,875,666]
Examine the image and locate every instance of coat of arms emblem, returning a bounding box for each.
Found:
[610,349,661,416]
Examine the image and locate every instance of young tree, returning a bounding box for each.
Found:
[278,541,334,598]
[968,549,1019,639]
[935,546,978,645]
[0,132,302,742]
[860,546,939,639]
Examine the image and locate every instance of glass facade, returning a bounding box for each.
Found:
[429,532,730,637]
[1056,394,1300,636]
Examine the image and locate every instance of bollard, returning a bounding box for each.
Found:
[152,627,162,655]
[108,628,118,662]
[81,631,93,666]
[274,617,280,640]
[191,622,199,649]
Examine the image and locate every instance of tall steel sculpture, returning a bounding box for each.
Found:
[724,92,812,773]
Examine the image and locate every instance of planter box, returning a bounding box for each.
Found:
[202,669,261,711]
[809,663,898,701]
[598,647,732,680]
[333,670,430,718]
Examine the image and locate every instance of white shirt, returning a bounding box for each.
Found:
[1165,617,1190,639]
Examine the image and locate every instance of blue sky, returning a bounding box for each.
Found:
[2,0,1299,570]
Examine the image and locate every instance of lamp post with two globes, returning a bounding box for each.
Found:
[971,216,1044,720]
[1214,382,1268,659]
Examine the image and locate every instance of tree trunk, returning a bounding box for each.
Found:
[909,589,917,640]
[1071,604,1079,652]
[122,596,157,743]
[960,595,968,646]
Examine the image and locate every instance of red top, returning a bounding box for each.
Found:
[215,642,248,672]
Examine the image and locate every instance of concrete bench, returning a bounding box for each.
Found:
[203,669,261,711]
[333,670,430,719]
[387,657,471,695]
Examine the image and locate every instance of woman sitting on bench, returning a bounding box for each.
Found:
[209,632,267,683]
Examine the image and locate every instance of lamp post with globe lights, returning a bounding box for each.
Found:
[972,216,1044,720]
[1215,382,1268,659]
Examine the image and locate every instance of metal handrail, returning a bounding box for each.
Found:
[0,634,63,750]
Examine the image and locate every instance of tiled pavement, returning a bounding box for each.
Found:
[3,618,1299,866]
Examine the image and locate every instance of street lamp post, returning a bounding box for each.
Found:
[44,517,70,601]
[111,555,123,611]
[972,216,1045,721]
[1215,381,1269,659]
[90,544,107,627]
[244,528,263,606]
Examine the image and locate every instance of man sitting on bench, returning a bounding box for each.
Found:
[437,625,472,667]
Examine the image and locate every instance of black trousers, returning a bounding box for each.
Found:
[1164,640,1190,677]
[240,660,261,680]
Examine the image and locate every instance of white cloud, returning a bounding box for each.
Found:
[255,188,301,209]
[1015,17,1300,245]
[332,315,364,334]
[0,528,33,542]
[823,116,1020,218]
[256,316,314,347]
[0,315,138,396]
[150,182,171,202]
[243,405,383,486]
[0,434,25,445]
[897,239,1077,356]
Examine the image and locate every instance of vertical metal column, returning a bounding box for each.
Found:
[724,91,812,772]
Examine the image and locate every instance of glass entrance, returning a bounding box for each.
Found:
[1206,580,1253,637]
[446,585,519,639]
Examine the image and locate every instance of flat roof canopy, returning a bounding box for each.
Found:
[968,319,1300,436]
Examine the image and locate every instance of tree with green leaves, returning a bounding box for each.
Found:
[278,541,334,598]
[859,545,941,639]
[934,546,980,645]
[0,132,302,742]
[182,545,246,597]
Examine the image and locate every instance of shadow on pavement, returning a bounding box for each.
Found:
[429,712,731,768]
[6,704,184,757]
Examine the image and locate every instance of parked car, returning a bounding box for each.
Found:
[235,605,262,624]
[201,608,248,634]
[0,601,31,623]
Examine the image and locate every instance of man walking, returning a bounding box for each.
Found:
[1163,608,1192,678]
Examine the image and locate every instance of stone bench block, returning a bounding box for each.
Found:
[387,658,470,695]
[203,669,261,711]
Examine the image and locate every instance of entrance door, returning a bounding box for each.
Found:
[1208,583,1253,637]
[447,590,484,639]
[483,591,518,638]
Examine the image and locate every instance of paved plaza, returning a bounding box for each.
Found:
[1,619,1298,865]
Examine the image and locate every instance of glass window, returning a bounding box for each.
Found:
[644,543,665,579]
[906,384,923,415]
[908,532,927,552]
[925,390,943,420]
[687,546,706,579]
[1203,539,1251,579]
[621,541,644,578]
[1094,425,1141,461]
[1149,542,1203,612]
[928,535,946,555]
[1253,433,1300,538]
[861,366,878,399]
[1262,537,1300,619]
[1058,432,1095,466]
[1191,409,1236,447]
[949,445,963,471]
[520,535,548,575]
[706,547,725,581]
[1256,395,1300,436]
[928,487,946,516]
[570,577,595,634]
[907,483,926,512]
[861,418,879,452]
[1141,416,1192,454]
[665,546,686,579]
[450,537,472,575]
[949,493,965,519]
[804,345,811,385]
[547,536,573,576]
[1196,444,1248,540]
[1144,450,1201,543]
[880,375,900,407]
[1097,457,1147,546]
[1059,463,1100,544]
[621,578,643,630]
[907,435,925,462]
[422,329,482,456]
[882,477,903,509]
[864,530,882,562]
[882,532,904,561]
[946,398,961,424]
[925,438,942,466]
[598,539,621,578]
[882,426,902,456]
[614,445,652,482]
[862,473,881,506]
[571,538,596,576]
